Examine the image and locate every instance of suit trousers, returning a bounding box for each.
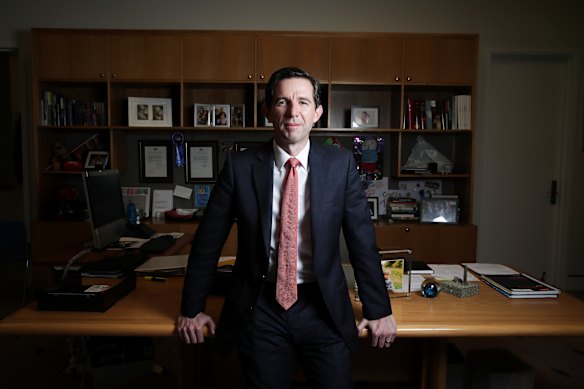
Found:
[237,281,352,389]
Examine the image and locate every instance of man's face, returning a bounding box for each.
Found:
[265,77,323,152]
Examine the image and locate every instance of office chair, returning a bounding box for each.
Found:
[0,219,30,316]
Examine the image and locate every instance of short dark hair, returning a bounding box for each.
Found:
[264,67,322,108]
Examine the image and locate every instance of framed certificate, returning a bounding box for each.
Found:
[138,140,173,183]
[185,141,218,182]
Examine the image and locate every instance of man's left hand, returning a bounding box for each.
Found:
[357,314,397,348]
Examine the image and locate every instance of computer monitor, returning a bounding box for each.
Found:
[82,169,127,249]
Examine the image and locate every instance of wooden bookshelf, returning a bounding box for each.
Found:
[31,29,478,265]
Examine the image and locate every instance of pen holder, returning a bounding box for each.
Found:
[441,278,480,298]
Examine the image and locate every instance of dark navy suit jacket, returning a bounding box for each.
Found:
[181,140,392,352]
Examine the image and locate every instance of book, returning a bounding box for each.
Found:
[481,273,560,297]
[134,254,188,276]
[481,277,558,299]
[406,260,434,274]
[425,100,434,129]
[454,94,472,129]
[406,97,414,129]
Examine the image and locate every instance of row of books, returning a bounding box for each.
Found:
[41,90,106,126]
[388,198,418,221]
[403,95,471,130]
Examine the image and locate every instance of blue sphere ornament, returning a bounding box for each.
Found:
[421,278,441,298]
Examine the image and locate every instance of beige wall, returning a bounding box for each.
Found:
[1,0,583,261]
[1,0,582,47]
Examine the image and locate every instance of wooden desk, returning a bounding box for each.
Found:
[1,276,584,388]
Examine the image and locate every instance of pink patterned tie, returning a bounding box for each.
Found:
[276,158,300,310]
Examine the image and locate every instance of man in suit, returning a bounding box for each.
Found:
[177,67,396,388]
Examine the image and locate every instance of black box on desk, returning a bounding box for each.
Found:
[36,273,136,312]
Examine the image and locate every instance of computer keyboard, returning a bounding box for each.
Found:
[139,235,175,253]
[81,252,149,277]
[125,223,157,239]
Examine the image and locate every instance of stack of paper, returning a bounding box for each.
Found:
[461,263,517,275]
[428,264,478,282]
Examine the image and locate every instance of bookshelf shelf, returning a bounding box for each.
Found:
[31,28,478,262]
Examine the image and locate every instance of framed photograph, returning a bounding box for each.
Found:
[234,141,263,152]
[419,197,459,224]
[185,141,218,182]
[351,107,379,128]
[84,151,109,170]
[213,104,230,127]
[138,140,173,183]
[194,104,212,127]
[264,116,273,128]
[193,183,214,208]
[230,104,245,127]
[367,197,379,220]
[381,258,404,292]
[128,97,173,127]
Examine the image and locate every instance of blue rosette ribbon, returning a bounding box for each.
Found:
[171,132,185,167]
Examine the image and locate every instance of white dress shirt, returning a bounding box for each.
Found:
[268,140,314,283]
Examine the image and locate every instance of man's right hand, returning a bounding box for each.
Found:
[176,312,216,344]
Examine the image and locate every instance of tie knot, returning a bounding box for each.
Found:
[287,158,300,169]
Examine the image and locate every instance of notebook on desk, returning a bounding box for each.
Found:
[135,254,188,276]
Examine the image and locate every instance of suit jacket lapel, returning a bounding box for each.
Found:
[251,142,275,259]
[308,143,330,262]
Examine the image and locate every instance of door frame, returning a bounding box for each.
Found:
[474,48,580,287]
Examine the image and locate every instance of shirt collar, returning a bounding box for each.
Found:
[273,140,310,170]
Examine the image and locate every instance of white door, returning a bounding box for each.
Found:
[476,52,581,288]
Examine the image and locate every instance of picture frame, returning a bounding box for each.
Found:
[213,104,230,127]
[367,197,379,220]
[351,107,379,128]
[128,97,173,127]
[138,140,173,183]
[194,104,212,127]
[419,197,459,224]
[264,116,273,128]
[381,258,405,292]
[185,141,218,182]
[84,151,109,170]
[230,104,245,128]
[193,183,214,208]
[234,141,263,152]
